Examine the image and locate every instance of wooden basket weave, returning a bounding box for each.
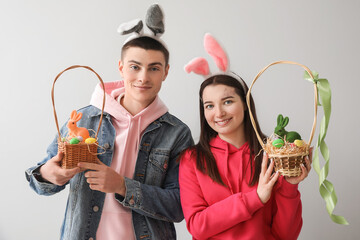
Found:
[246,61,318,177]
[51,65,105,169]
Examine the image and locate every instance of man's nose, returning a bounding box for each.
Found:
[138,69,150,83]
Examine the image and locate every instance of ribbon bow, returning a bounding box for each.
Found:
[304,71,348,225]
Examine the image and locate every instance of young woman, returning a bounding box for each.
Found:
[179,74,311,240]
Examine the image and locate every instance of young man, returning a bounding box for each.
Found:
[25,36,193,240]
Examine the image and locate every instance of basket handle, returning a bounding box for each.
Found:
[51,65,106,140]
[246,60,318,148]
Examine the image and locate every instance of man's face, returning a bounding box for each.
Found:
[119,47,169,110]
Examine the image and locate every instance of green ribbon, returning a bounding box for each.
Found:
[304,71,348,225]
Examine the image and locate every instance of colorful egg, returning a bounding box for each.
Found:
[294,139,304,147]
[77,136,83,142]
[272,139,284,148]
[70,137,80,144]
[85,137,97,144]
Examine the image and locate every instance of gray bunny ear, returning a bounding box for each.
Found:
[117,19,144,35]
[145,4,164,36]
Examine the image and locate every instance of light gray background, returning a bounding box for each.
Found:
[1,0,359,239]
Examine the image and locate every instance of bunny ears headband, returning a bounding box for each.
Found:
[185,33,246,89]
[117,4,166,48]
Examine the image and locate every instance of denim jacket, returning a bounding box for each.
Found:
[25,105,193,240]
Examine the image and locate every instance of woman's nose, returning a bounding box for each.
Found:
[215,106,225,117]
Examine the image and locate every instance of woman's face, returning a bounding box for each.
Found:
[202,84,246,142]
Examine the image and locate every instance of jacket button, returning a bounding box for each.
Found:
[104,143,110,149]
[129,199,135,205]
[89,238,94,240]
[93,206,99,212]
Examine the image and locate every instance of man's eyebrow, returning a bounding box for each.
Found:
[128,60,163,67]
[148,62,163,67]
[128,60,142,65]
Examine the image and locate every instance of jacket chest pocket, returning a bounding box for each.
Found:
[147,148,170,186]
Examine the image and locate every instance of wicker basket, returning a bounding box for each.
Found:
[246,61,318,177]
[51,65,106,169]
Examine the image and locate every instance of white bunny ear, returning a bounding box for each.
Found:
[204,33,229,72]
[117,19,144,35]
[145,4,165,36]
[184,57,210,76]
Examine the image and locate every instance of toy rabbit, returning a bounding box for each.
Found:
[67,110,90,141]
[274,114,301,143]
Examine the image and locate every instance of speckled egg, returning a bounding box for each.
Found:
[272,139,284,148]
[77,136,83,142]
[85,137,97,144]
[70,137,80,144]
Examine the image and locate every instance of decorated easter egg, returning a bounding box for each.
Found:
[272,139,284,148]
[70,137,80,144]
[85,137,97,144]
[294,139,304,147]
[77,136,83,142]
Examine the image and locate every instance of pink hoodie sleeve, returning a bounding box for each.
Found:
[271,176,303,240]
[179,151,264,239]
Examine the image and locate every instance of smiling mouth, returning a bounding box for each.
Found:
[215,118,232,126]
[134,85,151,89]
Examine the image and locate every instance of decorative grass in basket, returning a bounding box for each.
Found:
[51,65,105,169]
[246,60,348,225]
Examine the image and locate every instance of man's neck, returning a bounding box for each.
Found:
[120,95,155,116]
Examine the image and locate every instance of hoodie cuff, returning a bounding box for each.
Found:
[277,176,299,198]
[243,189,264,215]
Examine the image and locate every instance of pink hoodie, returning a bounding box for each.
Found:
[90,80,168,240]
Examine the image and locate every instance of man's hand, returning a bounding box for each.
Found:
[78,159,126,196]
[40,152,81,186]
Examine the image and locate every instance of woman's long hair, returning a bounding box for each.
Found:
[191,74,265,186]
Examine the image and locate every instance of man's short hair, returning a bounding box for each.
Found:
[121,36,169,66]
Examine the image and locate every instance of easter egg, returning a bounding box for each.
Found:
[272,139,284,148]
[294,139,304,147]
[77,136,83,142]
[85,137,97,144]
[70,138,80,144]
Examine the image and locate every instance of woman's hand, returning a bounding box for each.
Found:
[78,159,126,196]
[285,147,313,184]
[257,152,280,204]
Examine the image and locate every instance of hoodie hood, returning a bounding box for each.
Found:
[90,80,168,129]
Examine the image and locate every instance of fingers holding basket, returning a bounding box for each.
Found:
[285,154,312,184]
[257,152,280,204]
